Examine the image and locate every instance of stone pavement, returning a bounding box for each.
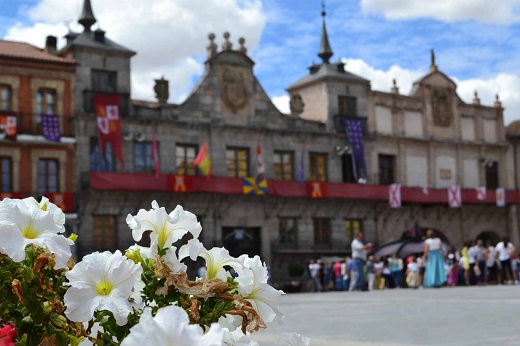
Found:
[252,286,520,346]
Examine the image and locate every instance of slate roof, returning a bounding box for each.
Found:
[287,62,369,90]
[60,31,135,56]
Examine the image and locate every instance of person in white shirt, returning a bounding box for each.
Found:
[351,232,372,291]
[422,229,446,288]
[496,237,516,285]
[484,241,498,284]
[308,259,321,292]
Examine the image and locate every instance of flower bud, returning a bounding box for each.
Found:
[42,301,52,315]
[50,313,68,329]
[125,248,143,264]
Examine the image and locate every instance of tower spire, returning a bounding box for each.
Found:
[318,1,333,64]
[79,0,97,32]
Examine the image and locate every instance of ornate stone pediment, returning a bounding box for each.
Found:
[431,88,452,127]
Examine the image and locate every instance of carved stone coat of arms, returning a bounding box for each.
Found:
[220,67,248,112]
[431,88,452,127]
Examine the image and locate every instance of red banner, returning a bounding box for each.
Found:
[0,113,17,140]
[94,94,124,167]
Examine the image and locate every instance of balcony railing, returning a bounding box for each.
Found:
[87,171,520,205]
[83,90,130,117]
[0,112,74,137]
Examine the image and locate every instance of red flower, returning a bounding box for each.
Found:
[0,324,15,346]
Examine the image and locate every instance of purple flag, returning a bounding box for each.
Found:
[41,114,61,142]
[297,150,305,185]
[344,118,367,178]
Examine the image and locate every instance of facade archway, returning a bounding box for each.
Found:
[475,231,501,246]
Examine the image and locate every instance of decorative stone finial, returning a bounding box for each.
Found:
[154,76,169,104]
[222,32,232,51]
[430,48,438,72]
[495,94,502,108]
[473,90,481,105]
[207,33,217,58]
[391,79,399,95]
[78,0,97,32]
[238,37,247,54]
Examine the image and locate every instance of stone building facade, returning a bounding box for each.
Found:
[37,0,520,284]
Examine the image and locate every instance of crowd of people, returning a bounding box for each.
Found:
[305,231,520,292]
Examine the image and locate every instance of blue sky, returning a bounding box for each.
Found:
[2,0,520,124]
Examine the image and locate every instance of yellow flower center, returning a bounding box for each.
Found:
[22,226,38,239]
[95,280,113,296]
[157,222,173,249]
[39,202,48,211]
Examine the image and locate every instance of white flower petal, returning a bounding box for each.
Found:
[121,305,224,346]
[0,221,26,261]
[163,246,187,273]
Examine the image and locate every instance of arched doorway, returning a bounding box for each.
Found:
[476,231,501,246]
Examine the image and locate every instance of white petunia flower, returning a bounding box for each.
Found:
[64,250,143,326]
[120,305,224,346]
[223,327,259,346]
[278,332,310,346]
[179,239,242,281]
[126,201,202,250]
[0,198,73,268]
[20,196,66,233]
[236,256,285,324]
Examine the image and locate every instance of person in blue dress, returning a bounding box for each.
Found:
[423,229,446,288]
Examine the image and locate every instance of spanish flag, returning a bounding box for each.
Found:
[194,142,212,176]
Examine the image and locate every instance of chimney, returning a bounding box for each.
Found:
[45,35,57,55]
[94,28,105,43]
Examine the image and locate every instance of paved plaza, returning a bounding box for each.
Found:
[253,286,520,346]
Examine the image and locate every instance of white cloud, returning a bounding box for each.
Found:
[361,0,520,24]
[3,0,266,103]
[342,58,520,125]
[271,95,290,114]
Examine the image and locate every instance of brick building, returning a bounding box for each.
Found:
[0,37,77,233]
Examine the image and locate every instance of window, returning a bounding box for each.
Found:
[0,85,11,111]
[90,137,115,172]
[134,141,154,173]
[176,144,198,175]
[485,161,499,190]
[274,151,294,180]
[378,154,395,185]
[313,218,331,245]
[36,89,56,114]
[92,70,117,93]
[37,158,59,195]
[0,157,12,192]
[342,154,362,183]
[309,153,328,182]
[226,147,249,177]
[279,217,298,244]
[92,215,116,251]
[345,219,363,246]
[338,96,357,117]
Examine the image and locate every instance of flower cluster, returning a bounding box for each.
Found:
[0,198,309,345]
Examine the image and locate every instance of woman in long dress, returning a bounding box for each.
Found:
[423,229,446,288]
